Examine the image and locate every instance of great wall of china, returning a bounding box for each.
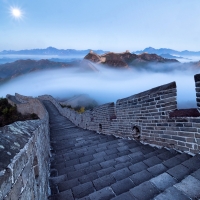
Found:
[1,74,200,199]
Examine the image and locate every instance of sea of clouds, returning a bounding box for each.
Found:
[0,59,199,109]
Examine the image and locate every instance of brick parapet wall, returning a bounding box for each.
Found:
[38,95,116,134]
[0,120,50,200]
[112,82,177,136]
[0,95,50,200]
[147,117,200,154]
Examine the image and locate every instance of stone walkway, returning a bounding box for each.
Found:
[43,101,200,200]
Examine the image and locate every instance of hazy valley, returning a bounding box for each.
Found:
[0,47,200,109]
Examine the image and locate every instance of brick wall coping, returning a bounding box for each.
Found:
[169,108,200,118]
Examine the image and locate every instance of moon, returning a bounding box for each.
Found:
[10,7,22,19]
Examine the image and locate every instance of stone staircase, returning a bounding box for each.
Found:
[43,101,200,200]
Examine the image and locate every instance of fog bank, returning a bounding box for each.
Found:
[0,64,199,109]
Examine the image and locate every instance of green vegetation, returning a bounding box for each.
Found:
[0,98,38,127]
[60,103,95,113]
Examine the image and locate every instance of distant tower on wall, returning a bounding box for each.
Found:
[126,50,130,53]
[90,50,94,53]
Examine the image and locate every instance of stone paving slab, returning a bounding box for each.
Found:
[129,181,159,200]
[129,170,153,186]
[49,189,74,200]
[147,164,167,176]
[167,164,191,181]
[174,175,200,199]
[89,187,115,200]
[154,186,190,200]
[192,169,200,181]
[93,175,116,191]
[150,172,177,191]
[111,192,137,200]
[111,178,135,195]
[143,156,162,167]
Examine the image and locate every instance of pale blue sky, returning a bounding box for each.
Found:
[1,0,200,51]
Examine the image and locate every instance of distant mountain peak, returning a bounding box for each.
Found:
[46,46,57,50]
[144,47,155,50]
[84,51,178,68]
[0,48,107,56]
[134,47,200,56]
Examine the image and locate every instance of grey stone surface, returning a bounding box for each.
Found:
[147,164,167,176]
[162,156,182,168]
[111,178,135,195]
[143,156,162,167]
[93,175,116,191]
[89,187,115,200]
[182,155,200,171]
[167,164,191,181]
[130,181,159,200]
[58,178,80,192]
[97,167,116,177]
[150,173,177,191]
[0,95,50,200]
[129,162,148,173]
[49,189,74,200]
[154,186,190,200]
[192,169,200,181]
[111,192,137,200]
[174,175,200,199]
[129,170,153,186]
[72,182,95,199]
[111,167,132,181]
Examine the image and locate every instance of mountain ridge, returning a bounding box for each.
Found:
[0,47,107,56]
[134,47,200,56]
[0,59,76,80]
[84,51,179,68]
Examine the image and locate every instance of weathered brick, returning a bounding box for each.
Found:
[171,136,186,142]
[178,132,195,138]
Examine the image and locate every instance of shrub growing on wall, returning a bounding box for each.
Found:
[0,98,39,127]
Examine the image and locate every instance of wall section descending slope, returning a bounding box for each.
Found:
[38,95,116,133]
[39,73,200,154]
[0,94,50,200]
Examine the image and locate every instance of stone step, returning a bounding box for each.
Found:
[50,140,141,166]
[50,154,190,199]
[51,136,130,155]
[111,154,197,200]
[50,145,176,177]
[49,149,179,196]
[153,168,200,200]
[50,131,94,146]
[69,153,193,199]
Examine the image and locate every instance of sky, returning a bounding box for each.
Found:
[1,0,200,52]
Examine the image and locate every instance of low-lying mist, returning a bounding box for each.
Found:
[0,63,199,109]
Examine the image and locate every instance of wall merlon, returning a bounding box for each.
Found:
[194,74,200,82]
[195,82,200,87]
